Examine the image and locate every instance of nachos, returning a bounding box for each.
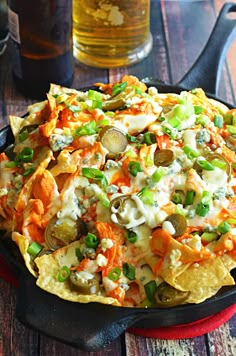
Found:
[1,75,236,307]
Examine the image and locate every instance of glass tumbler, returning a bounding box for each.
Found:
[0,0,8,56]
[72,0,152,68]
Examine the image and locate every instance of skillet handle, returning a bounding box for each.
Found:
[177,3,236,95]
[15,272,145,351]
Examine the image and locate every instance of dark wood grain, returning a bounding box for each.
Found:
[0,1,236,355]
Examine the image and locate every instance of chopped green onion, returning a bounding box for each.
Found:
[57,265,71,282]
[226,125,236,134]
[183,145,199,159]
[175,205,186,216]
[196,159,215,171]
[74,120,97,137]
[195,202,210,217]
[134,86,143,95]
[143,132,156,145]
[211,158,226,170]
[27,241,43,257]
[214,115,223,128]
[125,150,137,158]
[23,167,36,176]
[67,105,81,113]
[196,114,209,126]
[172,101,194,119]
[168,117,181,128]
[84,232,99,249]
[157,116,166,122]
[217,221,231,234]
[5,161,16,168]
[126,133,138,143]
[97,119,110,127]
[151,167,166,183]
[171,190,184,204]
[185,190,195,205]
[88,90,103,109]
[18,131,29,142]
[194,106,204,115]
[191,89,198,94]
[162,126,177,139]
[82,167,108,189]
[108,267,121,281]
[15,147,34,166]
[140,298,155,308]
[201,232,218,243]
[201,190,212,204]
[125,230,138,243]
[224,113,233,125]
[144,280,157,303]
[128,161,142,177]
[112,81,128,96]
[122,262,136,280]
[138,187,154,205]
[75,248,83,261]
[98,192,110,208]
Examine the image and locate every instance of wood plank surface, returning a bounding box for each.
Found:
[0,1,236,355]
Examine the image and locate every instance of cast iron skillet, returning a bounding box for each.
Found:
[0,3,236,351]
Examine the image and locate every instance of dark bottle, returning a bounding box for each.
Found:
[7,0,74,99]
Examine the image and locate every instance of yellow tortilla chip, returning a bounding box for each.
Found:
[9,116,25,137]
[168,257,234,294]
[35,242,120,306]
[12,231,38,277]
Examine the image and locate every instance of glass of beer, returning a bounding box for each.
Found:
[72,0,153,68]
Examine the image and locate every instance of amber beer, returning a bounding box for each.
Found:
[8,0,74,99]
[72,0,152,67]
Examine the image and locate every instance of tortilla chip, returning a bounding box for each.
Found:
[9,116,25,137]
[35,242,120,306]
[12,231,38,277]
[168,257,234,298]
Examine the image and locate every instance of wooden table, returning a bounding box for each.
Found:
[0,1,236,355]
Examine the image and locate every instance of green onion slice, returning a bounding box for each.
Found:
[183,145,199,159]
[18,131,29,142]
[82,167,108,189]
[125,230,138,243]
[196,159,215,171]
[108,267,121,281]
[122,262,136,280]
[185,190,195,205]
[168,117,181,128]
[151,167,166,183]
[144,280,157,303]
[194,106,204,115]
[128,161,142,177]
[5,161,16,168]
[27,241,43,257]
[15,147,34,166]
[57,265,71,282]
[23,167,36,176]
[75,248,83,261]
[84,232,99,249]
[217,221,231,234]
[138,187,154,205]
[112,81,128,96]
[214,115,223,128]
[74,120,97,137]
[196,202,210,217]
[201,232,218,243]
[143,132,156,145]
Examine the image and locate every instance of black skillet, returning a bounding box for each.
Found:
[0,3,236,352]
